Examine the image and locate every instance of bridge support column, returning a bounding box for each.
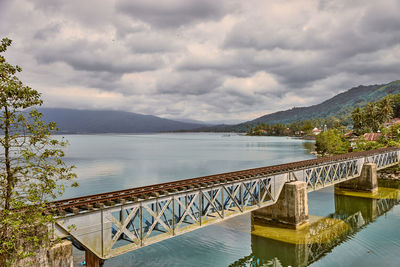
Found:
[335,163,378,192]
[252,181,309,229]
[85,250,104,267]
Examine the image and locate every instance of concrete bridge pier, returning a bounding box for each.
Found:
[335,163,378,193]
[252,181,309,229]
[85,249,104,267]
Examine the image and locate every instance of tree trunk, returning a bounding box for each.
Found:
[4,106,12,211]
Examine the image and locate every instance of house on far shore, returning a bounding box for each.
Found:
[312,127,322,135]
[295,130,304,136]
[363,132,382,141]
[347,132,381,148]
[344,131,358,141]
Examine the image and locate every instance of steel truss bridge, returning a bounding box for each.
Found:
[51,147,400,260]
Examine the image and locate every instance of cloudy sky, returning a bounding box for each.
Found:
[0,0,399,123]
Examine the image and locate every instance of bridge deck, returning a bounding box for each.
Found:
[52,147,400,259]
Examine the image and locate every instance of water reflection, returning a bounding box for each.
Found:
[302,142,315,154]
[230,185,400,267]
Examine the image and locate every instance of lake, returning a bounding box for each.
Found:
[60,133,400,267]
[61,133,315,199]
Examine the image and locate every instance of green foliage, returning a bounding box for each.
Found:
[0,38,77,265]
[315,129,349,156]
[351,107,363,133]
[378,96,394,123]
[316,95,400,157]
[300,120,314,135]
[247,122,288,136]
[352,95,394,134]
[387,123,400,140]
[391,93,400,118]
[247,116,347,137]
[353,138,385,152]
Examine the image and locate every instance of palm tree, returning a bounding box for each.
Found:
[378,96,394,124]
[351,107,364,134]
[364,103,381,132]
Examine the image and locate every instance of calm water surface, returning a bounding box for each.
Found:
[62,133,314,199]
[62,133,400,267]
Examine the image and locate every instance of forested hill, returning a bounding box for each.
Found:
[192,80,400,132]
[250,80,400,125]
[37,108,206,133]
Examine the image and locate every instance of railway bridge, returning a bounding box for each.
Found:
[49,147,400,266]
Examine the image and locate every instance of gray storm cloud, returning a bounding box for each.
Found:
[0,0,399,123]
[116,0,231,28]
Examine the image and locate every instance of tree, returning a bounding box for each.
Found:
[364,102,381,132]
[288,121,301,133]
[353,137,385,152]
[0,38,77,265]
[388,123,400,141]
[325,116,341,130]
[301,120,314,135]
[378,96,394,123]
[351,107,364,134]
[391,94,400,118]
[352,96,396,135]
[315,129,349,156]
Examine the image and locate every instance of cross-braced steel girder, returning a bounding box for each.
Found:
[299,150,399,191]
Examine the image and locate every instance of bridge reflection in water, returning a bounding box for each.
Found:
[230,185,400,267]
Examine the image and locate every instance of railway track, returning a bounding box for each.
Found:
[48,147,399,215]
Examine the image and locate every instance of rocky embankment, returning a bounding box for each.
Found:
[378,166,400,180]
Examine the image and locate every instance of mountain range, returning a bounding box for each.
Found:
[38,80,400,133]
[195,80,400,132]
[250,80,400,125]
[38,108,206,133]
